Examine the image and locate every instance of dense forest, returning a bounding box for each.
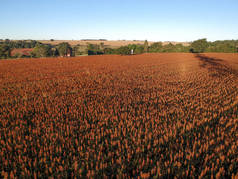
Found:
[0,39,238,59]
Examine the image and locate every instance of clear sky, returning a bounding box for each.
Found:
[0,0,237,42]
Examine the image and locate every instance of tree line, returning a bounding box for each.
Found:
[0,40,73,59]
[0,39,238,59]
[100,39,238,55]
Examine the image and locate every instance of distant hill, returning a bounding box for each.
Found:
[39,40,191,48]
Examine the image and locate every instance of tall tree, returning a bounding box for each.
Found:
[117,46,130,55]
[0,44,11,59]
[144,40,148,53]
[100,42,104,50]
[33,44,51,58]
[149,42,162,52]
[190,38,209,53]
[57,42,72,57]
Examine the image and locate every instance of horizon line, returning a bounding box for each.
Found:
[1,38,238,43]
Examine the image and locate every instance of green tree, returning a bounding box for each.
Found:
[104,48,115,54]
[51,48,59,57]
[116,46,130,55]
[87,44,103,55]
[149,42,162,52]
[162,43,175,52]
[57,42,72,57]
[206,40,237,53]
[4,39,10,44]
[134,45,144,54]
[0,44,11,59]
[128,44,137,50]
[87,44,100,51]
[144,40,148,53]
[73,44,88,56]
[100,42,104,50]
[30,40,38,48]
[33,44,51,57]
[190,38,209,53]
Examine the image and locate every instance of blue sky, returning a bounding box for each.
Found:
[0,0,237,41]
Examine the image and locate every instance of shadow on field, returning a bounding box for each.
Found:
[195,54,238,78]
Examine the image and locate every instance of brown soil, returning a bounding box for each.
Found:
[11,48,33,56]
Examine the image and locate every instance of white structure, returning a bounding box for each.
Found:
[131,49,134,55]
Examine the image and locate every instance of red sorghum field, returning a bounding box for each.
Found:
[0,53,238,178]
